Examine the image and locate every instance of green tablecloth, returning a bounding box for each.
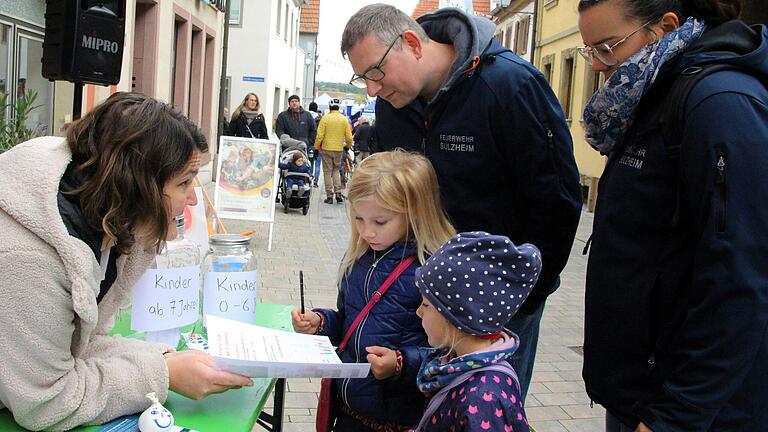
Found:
[0,303,294,432]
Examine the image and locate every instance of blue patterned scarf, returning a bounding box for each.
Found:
[583,18,706,154]
[417,332,519,394]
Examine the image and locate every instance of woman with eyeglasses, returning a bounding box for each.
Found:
[577,0,768,431]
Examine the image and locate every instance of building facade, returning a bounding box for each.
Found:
[226,0,309,137]
[411,0,490,19]
[299,0,319,106]
[491,0,534,63]
[534,0,605,210]
[1,0,225,144]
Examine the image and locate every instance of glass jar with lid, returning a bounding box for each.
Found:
[118,216,202,350]
[201,234,258,333]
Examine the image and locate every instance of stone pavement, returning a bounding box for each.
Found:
[205,179,600,432]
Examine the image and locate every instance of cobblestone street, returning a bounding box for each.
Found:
[208,179,601,432]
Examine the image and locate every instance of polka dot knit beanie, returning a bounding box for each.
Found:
[415,231,542,336]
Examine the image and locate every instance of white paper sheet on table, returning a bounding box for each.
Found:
[206,315,371,378]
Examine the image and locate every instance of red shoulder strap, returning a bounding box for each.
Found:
[338,256,416,353]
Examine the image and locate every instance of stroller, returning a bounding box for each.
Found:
[278,139,312,215]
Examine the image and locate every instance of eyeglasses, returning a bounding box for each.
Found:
[349,34,402,89]
[578,19,656,66]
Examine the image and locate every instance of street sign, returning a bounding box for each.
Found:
[242,76,265,82]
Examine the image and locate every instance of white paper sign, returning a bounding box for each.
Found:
[207,315,371,378]
[204,270,258,324]
[131,266,200,331]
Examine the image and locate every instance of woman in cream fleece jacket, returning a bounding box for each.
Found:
[0,93,252,431]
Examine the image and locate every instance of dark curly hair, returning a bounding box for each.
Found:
[577,0,743,24]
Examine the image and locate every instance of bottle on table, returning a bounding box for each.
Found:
[201,234,258,334]
[119,216,203,349]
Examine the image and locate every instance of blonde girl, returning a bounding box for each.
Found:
[292,150,454,431]
[226,92,268,139]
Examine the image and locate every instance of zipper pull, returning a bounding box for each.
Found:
[582,234,594,255]
[716,155,726,184]
[647,353,655,367]
[547,129,554,149]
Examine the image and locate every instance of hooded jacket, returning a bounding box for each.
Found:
[373,8,581,313]
[275,107,317,146]
[314,242,428,427]
[583,21,768,431]
[0,137,170,431]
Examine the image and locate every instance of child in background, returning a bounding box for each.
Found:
[278,152,312,196]
[291,150,455,431]
[414,231,541,431]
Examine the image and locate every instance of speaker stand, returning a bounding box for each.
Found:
[73,82,83,120]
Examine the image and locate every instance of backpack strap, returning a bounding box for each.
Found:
[658,63,748,226]
[337,256,416,353]
[659,63,748,161]
[414,363,520,431]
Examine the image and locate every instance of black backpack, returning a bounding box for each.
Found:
[657,62,768,225]
[659,63,751,160]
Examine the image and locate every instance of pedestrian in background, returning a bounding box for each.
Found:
[577,0,768,430]
[341,4,581,400]
[352,116,372,161]
[0,93,252,431]
[291,150,455,431]
[314,98,353,204]
[222,106,230,134]
[276,94,317,150]
[308,101,323,187]
[226,92,269,139]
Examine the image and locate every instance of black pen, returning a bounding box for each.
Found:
[299,270,305,314]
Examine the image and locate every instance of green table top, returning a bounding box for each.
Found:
[0,303,294,432]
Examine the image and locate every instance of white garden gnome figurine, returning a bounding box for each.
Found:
[138,392,175,432]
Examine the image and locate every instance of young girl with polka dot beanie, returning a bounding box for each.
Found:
[413,231,542,432]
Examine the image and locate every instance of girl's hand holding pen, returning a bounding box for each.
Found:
[291,308,322,334]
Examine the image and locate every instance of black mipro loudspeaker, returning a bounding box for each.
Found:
[42,1,126,85]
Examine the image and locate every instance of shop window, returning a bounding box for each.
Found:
[17,33,51,135]
[0,22,9,97]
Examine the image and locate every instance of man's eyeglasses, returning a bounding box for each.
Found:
[577,19,656,66]
[349,34,402,89]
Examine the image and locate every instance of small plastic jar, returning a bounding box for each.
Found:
[201,234,258,329]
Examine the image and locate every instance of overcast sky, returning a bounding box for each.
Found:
[315,0,418,83]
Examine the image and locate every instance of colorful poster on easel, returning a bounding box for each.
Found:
[214,136,279,222]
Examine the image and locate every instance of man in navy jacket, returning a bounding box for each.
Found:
[341,4,581,398]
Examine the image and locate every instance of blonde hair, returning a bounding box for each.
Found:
[339,149,455,277]
[232,92,260,119]
[424,309,470,359]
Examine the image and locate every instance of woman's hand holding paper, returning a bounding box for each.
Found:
[165,350,253,400]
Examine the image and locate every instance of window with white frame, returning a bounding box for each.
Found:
[229,0,242,26]
[0,17,52,137]
[276,0,282,35]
